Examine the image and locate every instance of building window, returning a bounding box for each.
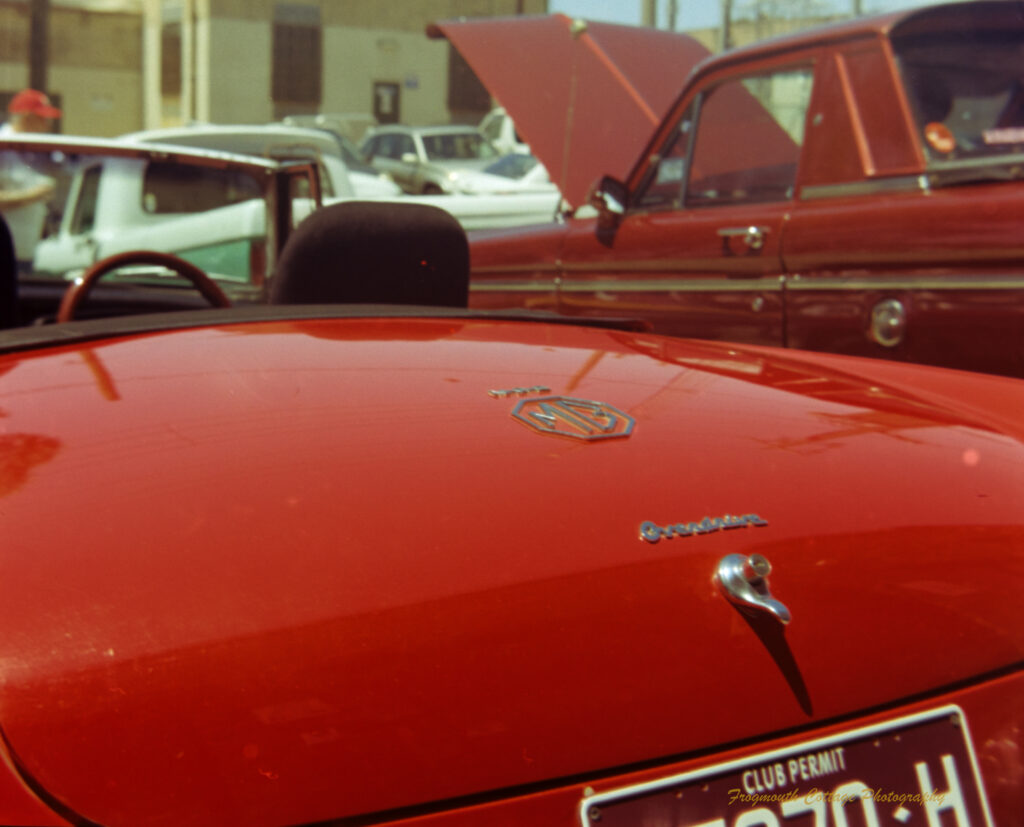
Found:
[161,21,181,96]
[273,3,321,112]
[446,46,489,121]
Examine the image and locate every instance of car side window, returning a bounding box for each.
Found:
[685,67,814,206]
[397,135,415,158]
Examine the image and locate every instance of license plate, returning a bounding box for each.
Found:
[580,706,993,826]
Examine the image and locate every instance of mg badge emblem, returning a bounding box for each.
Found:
[511,396,634,441]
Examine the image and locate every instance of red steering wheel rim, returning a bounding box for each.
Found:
[57,250,232,323]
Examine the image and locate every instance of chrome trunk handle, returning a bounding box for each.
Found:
[715,553,791,624]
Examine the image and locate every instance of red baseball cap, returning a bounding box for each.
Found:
[8,89,61,119]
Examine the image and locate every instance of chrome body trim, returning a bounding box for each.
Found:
[924,154,1024,188]
[561,277,783,293]
[472,277,784,294]
[470,282,558,292]
[927,152,1024,173]
[561,260,782,275]
[559,279,782,293]
[471,273,1024,294]
[799,175,927,200]
[787,274,1024,291]
[471,264,561,277]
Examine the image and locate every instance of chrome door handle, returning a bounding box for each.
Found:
[715,553,791,624]
[717,225,769,251]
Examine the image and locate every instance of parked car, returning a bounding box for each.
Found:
[282,112,379,146]
[1,185,1023,826]
[435,1,1024,378]
[447,152,558,196]
[308,127,403,197]
[360,123,502,194]
[121,123,402,199]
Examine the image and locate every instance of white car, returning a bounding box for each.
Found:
[282,113,378,147]
[447,153,558,196]
[360,124,501,194]
[312,128,403,198]
[121,123,401,199]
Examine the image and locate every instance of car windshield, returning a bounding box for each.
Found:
[484,153,539,179]
[894,15,1024,163]
[421,131,498,161]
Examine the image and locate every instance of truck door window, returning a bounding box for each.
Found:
[685,68,813,206]
[633,102,696,210]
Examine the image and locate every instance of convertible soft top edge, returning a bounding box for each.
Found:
[0,135,288,175]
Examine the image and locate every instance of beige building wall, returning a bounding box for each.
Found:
[190,0,545,129]
[0,1,144,136]
[3,0,549,135]
[319,0,547,32]
[50,66,142,135]
[0,2,35,101]
[204,16,273,123]
[321,28,450,127]
[318,0,546,126]
[0,63,29,95]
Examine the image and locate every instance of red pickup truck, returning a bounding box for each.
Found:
[435,1,1024,378]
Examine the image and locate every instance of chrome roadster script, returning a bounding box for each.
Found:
[640,514,767,543]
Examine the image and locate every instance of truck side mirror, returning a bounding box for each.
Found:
[589,175,627,228]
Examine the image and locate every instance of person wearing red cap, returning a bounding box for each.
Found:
[1,89,61,273]
[2,88,61,135]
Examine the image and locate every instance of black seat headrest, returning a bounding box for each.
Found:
[270,201,469,307]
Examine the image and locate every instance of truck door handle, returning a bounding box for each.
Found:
[717,225,769,252]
